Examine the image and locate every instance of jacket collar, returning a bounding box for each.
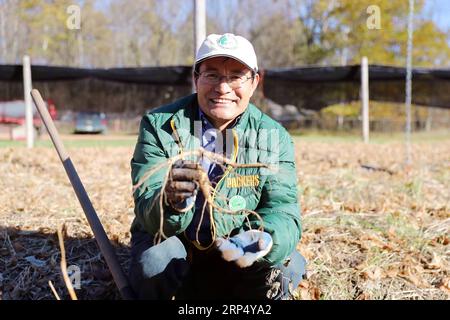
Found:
[171,93,254,155]
[172,93,253,132]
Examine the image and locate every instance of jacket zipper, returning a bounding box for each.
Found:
[172,120,239,250]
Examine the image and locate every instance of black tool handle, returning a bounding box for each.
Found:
[31,89,135,300]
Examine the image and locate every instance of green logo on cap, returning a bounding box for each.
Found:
[229,195,247,211]
[217,34,237,49]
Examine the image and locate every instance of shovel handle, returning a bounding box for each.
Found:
[31,89,135,300]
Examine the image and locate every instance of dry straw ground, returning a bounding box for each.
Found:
[0,136,448,300]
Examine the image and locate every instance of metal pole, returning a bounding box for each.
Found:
[193,0,206,93]
[361,56,369,143]
[405,0,414,165]
[23,55,34,148]
[30,89,135,300]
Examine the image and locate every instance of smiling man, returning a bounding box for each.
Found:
[130,33,306,300]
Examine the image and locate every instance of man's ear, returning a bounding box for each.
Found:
[250,73,260,96]
[193,74,199,92]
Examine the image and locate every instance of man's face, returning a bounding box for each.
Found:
[194,57,259,130]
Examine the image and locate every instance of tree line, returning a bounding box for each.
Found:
[0,0,449,69]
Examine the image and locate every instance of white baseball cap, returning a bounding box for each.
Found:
[195,33,258,72]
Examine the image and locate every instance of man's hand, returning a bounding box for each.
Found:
[216,230,273,268]
[165,160,202,212]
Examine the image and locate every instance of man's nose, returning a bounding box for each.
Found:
[215,79,232,94]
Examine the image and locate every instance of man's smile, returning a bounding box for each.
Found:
[209,98,238,106]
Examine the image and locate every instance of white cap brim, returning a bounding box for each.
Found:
[195,53,258,73]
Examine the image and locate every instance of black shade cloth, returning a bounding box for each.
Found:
[1,64,449,111]
[0,65,192,85]
[263,65,450,110]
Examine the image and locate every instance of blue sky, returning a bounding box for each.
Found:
[423,0,450,31]
[95,0,450,32]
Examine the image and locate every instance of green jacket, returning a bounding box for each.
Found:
[131,94,301,265]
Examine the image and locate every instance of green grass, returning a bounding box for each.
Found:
[385,212,428,250]
[1,129,447,148]
[0,137,137,148]
[291,129,450,143]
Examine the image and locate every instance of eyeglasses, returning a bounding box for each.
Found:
[195,71,254,89]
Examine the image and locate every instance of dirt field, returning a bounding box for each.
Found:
[0,136,449,300]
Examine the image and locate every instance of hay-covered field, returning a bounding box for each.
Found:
[0,134,449,300]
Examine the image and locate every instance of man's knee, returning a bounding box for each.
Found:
[282,250,307,284]
[139,236,188,278]
[267,250,307,300]
[129,235,189,299]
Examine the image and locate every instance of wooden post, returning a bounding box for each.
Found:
[425,108,432,131]
[23,55,34,148]
[193,0,206,93]
[405,0,414,165]
[361,56,369,143]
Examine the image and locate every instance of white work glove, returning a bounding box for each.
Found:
[216,230,273,268]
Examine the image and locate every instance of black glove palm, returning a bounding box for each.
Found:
[165,160,202,212]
